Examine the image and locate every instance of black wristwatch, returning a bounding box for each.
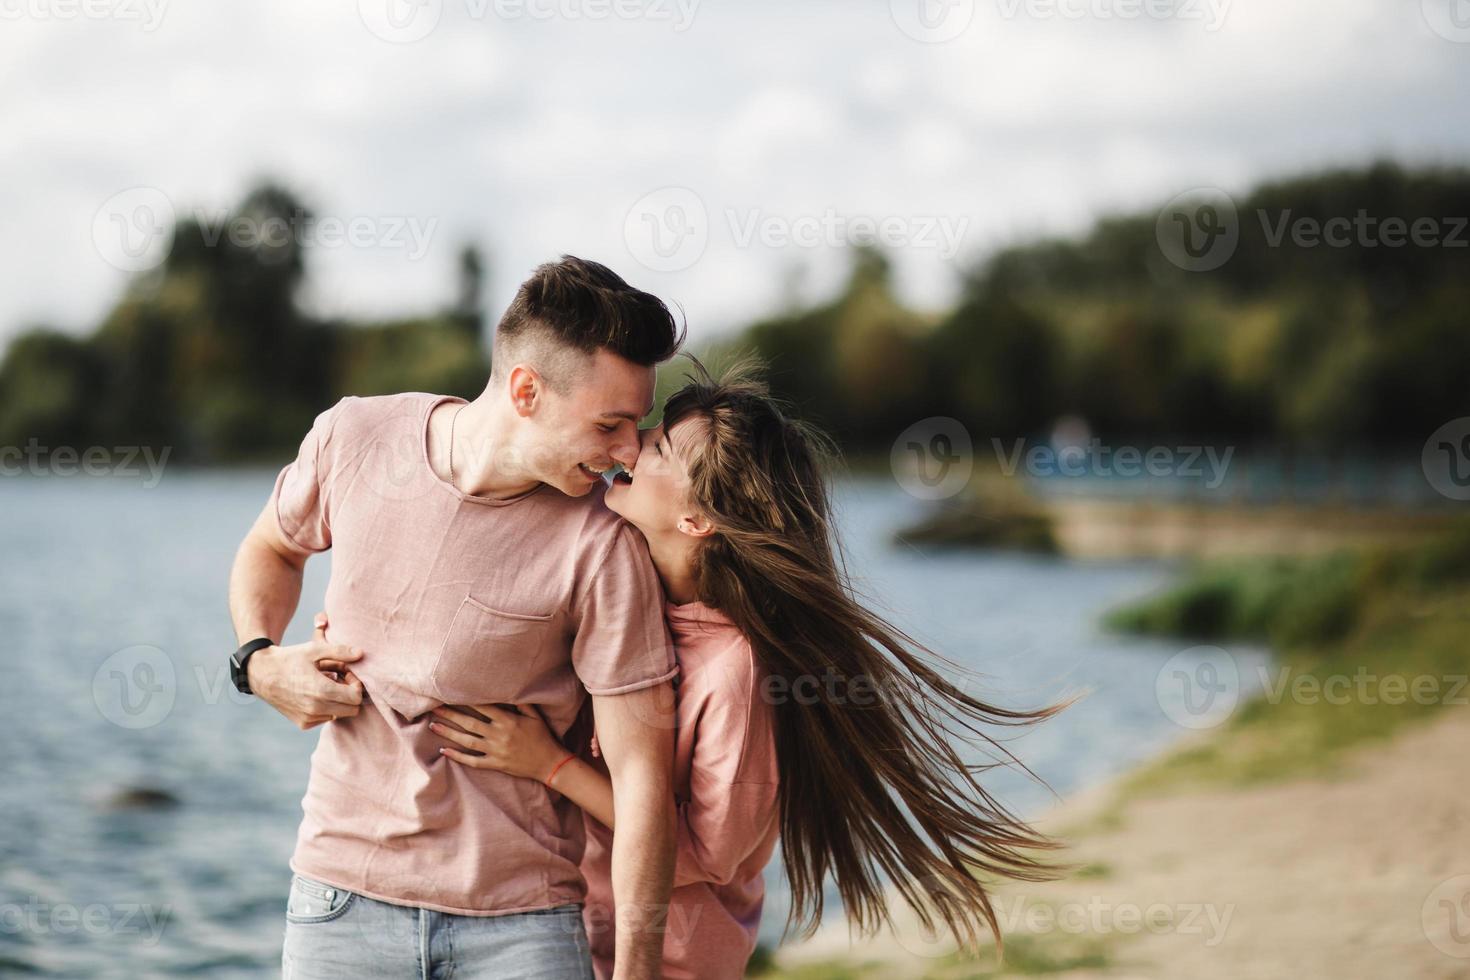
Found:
[231,637,276,695]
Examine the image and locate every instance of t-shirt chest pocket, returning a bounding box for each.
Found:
[429,595,560,705]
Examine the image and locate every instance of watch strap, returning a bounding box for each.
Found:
[231,637,276,695]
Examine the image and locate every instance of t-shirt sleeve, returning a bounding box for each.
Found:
[571,523,678,696]
[269,399,348,554]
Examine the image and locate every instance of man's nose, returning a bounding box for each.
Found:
[609,435,640,469]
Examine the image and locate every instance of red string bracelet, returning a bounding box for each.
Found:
[545,753,576,788]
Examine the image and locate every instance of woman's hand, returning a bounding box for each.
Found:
[428,702,569,783]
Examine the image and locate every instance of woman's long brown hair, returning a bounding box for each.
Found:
[660,357,1081,959]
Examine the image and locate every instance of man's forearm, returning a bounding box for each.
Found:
[228,534,305,645]
[609,765,675,980]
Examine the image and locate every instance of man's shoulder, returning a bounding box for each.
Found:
[309,392,443,454]
[555,481,640,561]
[325,391,442,429]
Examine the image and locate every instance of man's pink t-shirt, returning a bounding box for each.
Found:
[582,600,780,979]
[272,392,676,915]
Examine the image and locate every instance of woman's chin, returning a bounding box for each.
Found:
[604,489,656,536]
[603,481,627,511]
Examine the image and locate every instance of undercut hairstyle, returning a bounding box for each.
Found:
[491,255,685,391]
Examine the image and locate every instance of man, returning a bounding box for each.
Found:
[227,256,684,979]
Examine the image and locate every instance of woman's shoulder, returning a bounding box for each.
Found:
[673,619,765,703]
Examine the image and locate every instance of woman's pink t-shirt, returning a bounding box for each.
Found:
[581,600,781,979]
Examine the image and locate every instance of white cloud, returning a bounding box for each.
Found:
[1,0,1468,352]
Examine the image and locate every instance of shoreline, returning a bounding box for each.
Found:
[770,706,1470,978]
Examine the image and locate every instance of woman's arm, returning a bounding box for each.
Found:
[545,754,616,829]
[427,701,617,828]
[430,692,779,891]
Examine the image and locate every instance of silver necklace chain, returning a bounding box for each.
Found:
[448,404,466,489]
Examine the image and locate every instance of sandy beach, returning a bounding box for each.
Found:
[774,707,1470,979]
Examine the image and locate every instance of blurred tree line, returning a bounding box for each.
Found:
[0,184,488,461]
[715,160,1470,454]
[1,161,1465,462]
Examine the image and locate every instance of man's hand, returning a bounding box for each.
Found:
[248,614,365,730]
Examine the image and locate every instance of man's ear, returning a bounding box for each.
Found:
[675,512,716,539]
[507,365,541,418]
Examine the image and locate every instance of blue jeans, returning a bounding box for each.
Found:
[281,873,593,979]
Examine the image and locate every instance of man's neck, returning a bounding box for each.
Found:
[433,396,542,500]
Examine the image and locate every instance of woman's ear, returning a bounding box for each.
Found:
[676,513,716,538]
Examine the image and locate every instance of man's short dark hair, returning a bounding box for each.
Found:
[492,256,684,386]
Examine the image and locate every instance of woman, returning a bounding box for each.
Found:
[425,361,1075,978]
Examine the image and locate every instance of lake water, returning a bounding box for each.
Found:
[0,471,1269,977]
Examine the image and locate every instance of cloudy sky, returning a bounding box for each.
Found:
[3,0,1469,352]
